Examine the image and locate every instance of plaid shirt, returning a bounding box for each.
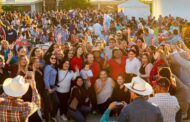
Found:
[0,89,40,122]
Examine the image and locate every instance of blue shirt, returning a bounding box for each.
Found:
[117,97,163,122]
[43,65,57,89]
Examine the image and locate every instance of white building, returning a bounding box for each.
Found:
[1,0,43,12]
[153,0,190,20]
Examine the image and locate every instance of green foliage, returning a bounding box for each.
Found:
[61,0,91,10]
[2,5,14,11]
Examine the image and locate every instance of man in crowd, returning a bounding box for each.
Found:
[0,75,40,122]
[118,77,163,122]
[149,77,180,122]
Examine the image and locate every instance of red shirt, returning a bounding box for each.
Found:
[108,56,127,81]
[70,56,83,72]
[90,62,101,85]
[149,59,166,82]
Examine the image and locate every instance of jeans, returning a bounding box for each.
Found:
[68,106,91,122]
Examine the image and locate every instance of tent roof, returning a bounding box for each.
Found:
[118,0,149,8]
[1,0,42,5]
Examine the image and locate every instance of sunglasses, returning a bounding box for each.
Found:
[50,57,56,60]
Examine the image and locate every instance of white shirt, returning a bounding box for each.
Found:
[125,57,141,75]
[148,93,180,122]
[56,70,78,93]
[93,23,102,37]
[96,78,113,104]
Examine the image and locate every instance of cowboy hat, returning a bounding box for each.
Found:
[124,77,153,96]
[3,75,29,97]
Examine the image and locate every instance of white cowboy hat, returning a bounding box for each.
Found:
[3,75,29,97]
[124,77,153,96]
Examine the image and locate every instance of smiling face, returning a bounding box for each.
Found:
[77,47,83,56]
[34,48,42,58]
[117,76,124,85]
[76,77,83,87]
[62,61,70,70]
[33,58,40,69]
[19,56,28,67]
[50,55,56,65]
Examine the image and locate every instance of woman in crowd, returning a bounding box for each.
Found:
[95,70,115,114]
[29,47,44,66]
[5,54,29,77]
[68,76,91,122]
[0,55,9,84]
[43,53,59,122]
[111,75,130,104]
[56,59,79,121]
[105,47,127,81]
[125,49,141,83]
[158,67,177,95]
[139,53,153,82]
[149,50,167,83]
[70,46,84,71]
[65,49,74,60]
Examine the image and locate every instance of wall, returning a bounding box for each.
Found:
[153,0,190,20]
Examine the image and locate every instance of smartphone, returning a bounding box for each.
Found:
[115,102,124,107]
[26,71,33,80]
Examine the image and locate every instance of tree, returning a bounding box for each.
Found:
[61,0,90,10]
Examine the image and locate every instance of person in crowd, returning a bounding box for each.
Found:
[43,53,59,122]
[0,75,40,122]
[104,47,127,81]
[149,77,180,122]
[65,49,74,60]
[95,70,115,114]
[5,54,29,77]
[0,55,9,84]
[56,59,79,121]
[70,46,84,71]
[125,49,141,83]
[29,47,44,66]
[150,50,167,83]
[29,57,44,106]
[5,25,18,43]
[139,53,153,82]
[117,77,163,122]
[68,76,91,122]
[111,75,130,105]
[92,47,104,69]
[103,38,117,60]
[144,28,155,46]
[158,67,177,95]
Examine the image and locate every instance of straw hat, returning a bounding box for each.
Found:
[3,76,29,97]
[124,77,153,96]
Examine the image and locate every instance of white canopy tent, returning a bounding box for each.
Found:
[153,0,190,20]
[118,0,150,19]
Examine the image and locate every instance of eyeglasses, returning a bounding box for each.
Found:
[50,57,56,60]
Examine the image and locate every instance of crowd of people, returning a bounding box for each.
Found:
[0,9,190,122]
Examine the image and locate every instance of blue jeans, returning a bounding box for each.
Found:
[68,106,91,122]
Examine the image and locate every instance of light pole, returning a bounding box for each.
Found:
[56,0,60,10]
[43,0,46,12]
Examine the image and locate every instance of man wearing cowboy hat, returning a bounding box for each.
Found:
[0,75,40,122]
[118,77,163,122]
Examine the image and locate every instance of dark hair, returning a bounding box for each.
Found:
[17,46,24,52]
[141,52,151,63]
[128,49,137,56]
[44,53,56,64]
[74,46,83,57]
[173,29,178,35]
[157,77,171,88]
[158,67,172,80]
[130,45,139,56]
[43,43,57,60]
[59,59,71,71]
[29,47,40,60]
[75,76,84,87]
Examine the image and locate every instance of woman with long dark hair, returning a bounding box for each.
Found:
[68,76,91,122]
[70,46,84,72]
[43,53,59,122]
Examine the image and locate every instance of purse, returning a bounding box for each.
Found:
[69,97,79,111]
